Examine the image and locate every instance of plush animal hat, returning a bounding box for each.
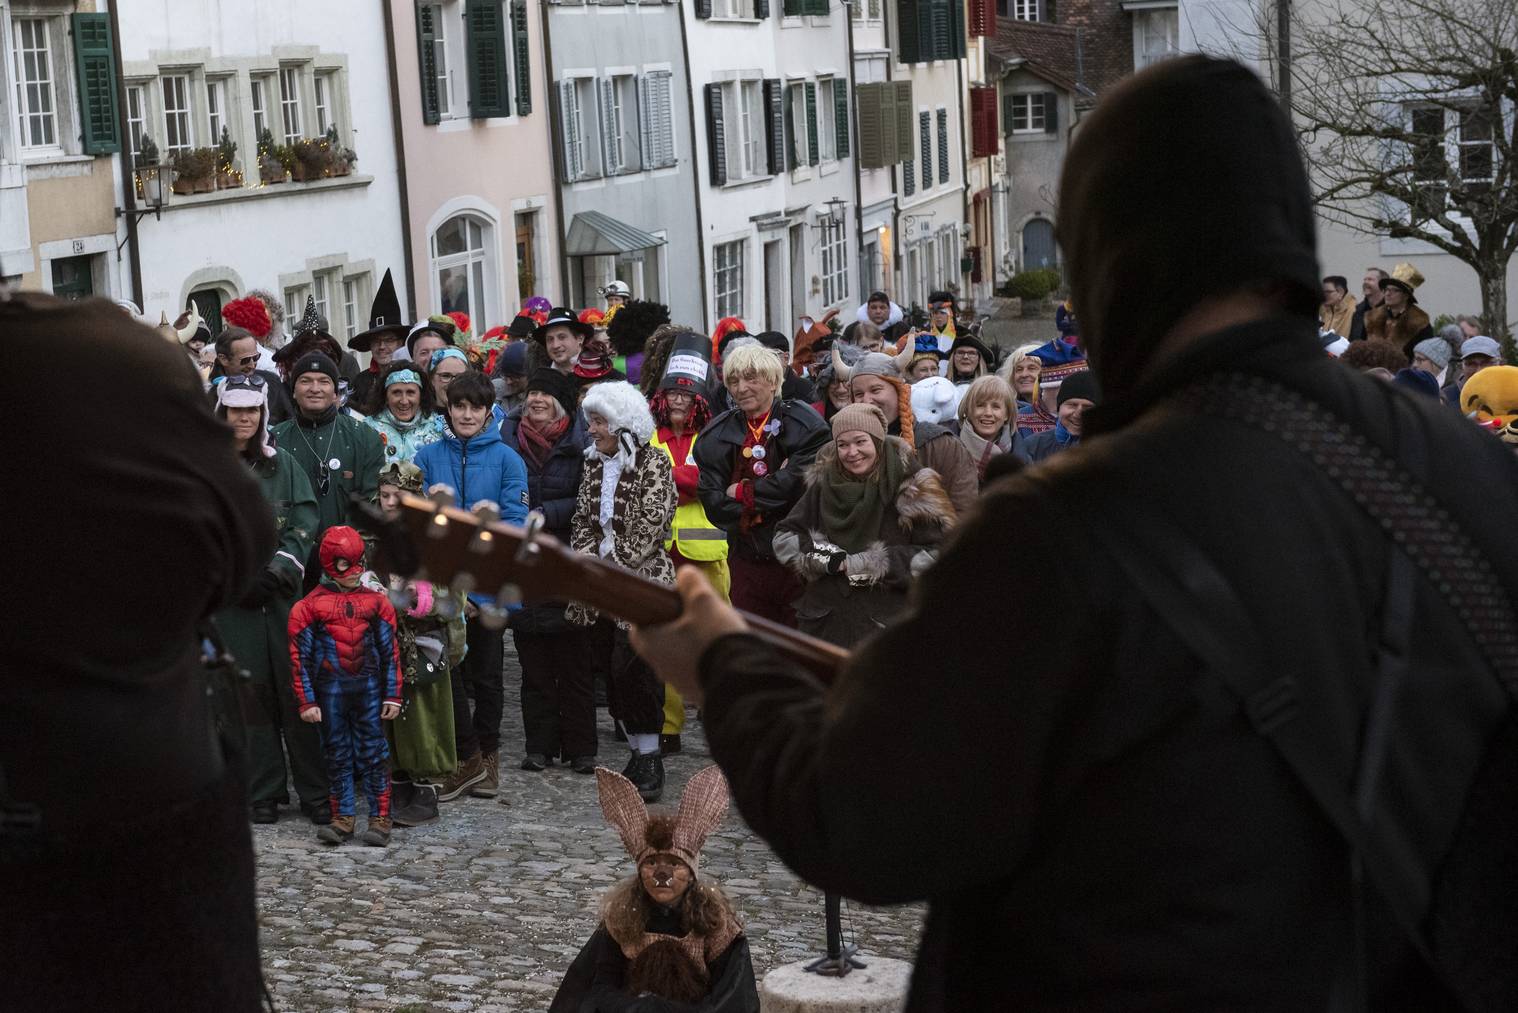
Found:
[597,766,729,879]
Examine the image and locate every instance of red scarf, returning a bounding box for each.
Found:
[517,415,570,470]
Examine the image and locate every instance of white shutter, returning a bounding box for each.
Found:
[650,71,674,167]
[598,77,618,174]
[560,80,583,181]
[638,74,653,170]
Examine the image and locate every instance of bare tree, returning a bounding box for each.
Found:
[1260,0,1517,344]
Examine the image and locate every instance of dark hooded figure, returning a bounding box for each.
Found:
[625,56,1518,1012]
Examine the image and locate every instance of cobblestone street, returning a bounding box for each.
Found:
[254,637,924,1012]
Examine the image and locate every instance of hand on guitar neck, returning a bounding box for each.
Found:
[365,492,849,694]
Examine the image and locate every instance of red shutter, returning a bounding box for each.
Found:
[970,86,998,158]
[968,0,995,37]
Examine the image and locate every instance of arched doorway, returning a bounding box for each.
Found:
[1022,218,1056,270]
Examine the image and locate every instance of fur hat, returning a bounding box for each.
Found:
[581,380,656,450]
[597,765,729,878]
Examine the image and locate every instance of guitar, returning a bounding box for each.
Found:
[368,492,850,683]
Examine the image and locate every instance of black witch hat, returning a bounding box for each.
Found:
[292,295,331,341]
[348,268,409,351]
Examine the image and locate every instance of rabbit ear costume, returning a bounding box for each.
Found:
[548,766,761,1013]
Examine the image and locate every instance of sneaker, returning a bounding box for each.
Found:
[471,751,500,798]
[361,816,392,847]
[629,751,665,803]
[317,814,355,845]
[301,799,332,825]
[392,782,440,827]
[570,756,597,775]
[660,734,682,756]
[435,752,486,802]
[520,753,548,772]
[250,801,279,825]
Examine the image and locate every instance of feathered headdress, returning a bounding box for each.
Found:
[222,296,273,340]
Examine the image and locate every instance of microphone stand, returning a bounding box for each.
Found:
[804,892,865,977]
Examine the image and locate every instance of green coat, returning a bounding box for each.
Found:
[215,448,317,692]
[272,408,385,539]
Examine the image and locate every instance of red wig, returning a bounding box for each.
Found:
[222,296,272,339]
[710,316,746,359]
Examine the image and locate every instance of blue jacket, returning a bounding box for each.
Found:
[498,409,589,544]
[414,425,530,524]
[1017,420,1080,464]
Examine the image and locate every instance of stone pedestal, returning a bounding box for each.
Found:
[759,957,912,1013]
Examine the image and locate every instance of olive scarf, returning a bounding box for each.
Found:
[817,439,911,553]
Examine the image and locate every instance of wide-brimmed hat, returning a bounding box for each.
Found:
[1378,262,1425,302]
[948,335,994,366]
[349,269,409,350]
[533,307,594,343]
[405,317,457,359]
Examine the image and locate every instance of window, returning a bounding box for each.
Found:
[920,110,932,189]
[206,78,226,144]
[314,73,333,135]
[310,273,332,325]
[126,84,147,162]
[279,65,303,144]
[1013,0,1039,19]
[1007,93,1046,134]
[639,70,676,169]
[788,83,809,167]
[1135,8,1179,70]
[818,79,836,162]
[897,0,966,64]
[713,240,744,318]
[601,74,639,175]
[723,80,765,181]
[713,0,756,17]
[936,108,949,183]
[284,287,305,327]
[432,214,497,331]
[820,220,847,306]
[342,276,363,339]
[251,76,270,138]
[12,17,60,151]
[1458,106,1494,192]
[560,77,599,180]
[162,74,193,155]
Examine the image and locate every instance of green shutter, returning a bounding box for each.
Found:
[805,82,818,166]
[879,79,898,164]
[764,78,785,175]
[416,2,441,125]
[893,80,913,163]
[784,84,797,168]
[465,0,511,118]
[71,13,121,154]
[512,0,532,116]
[784,0,804,14]
[809,0,830,14]
[897,0,921,63]
[950,0,966,57]
[833,79,849,159]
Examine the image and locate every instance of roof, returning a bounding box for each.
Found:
[564,210,667,257]
[987,21,1096,100]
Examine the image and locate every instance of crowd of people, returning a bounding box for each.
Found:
[152,259,1518,851]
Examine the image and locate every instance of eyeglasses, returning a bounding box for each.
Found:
[435,370,465,384]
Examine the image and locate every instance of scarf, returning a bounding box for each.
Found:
[958,423,1012,482]
[818,438,911,553]
[517,414,570,470]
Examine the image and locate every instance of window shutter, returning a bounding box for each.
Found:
[785,0,803,14]
[929,0,951,60]
[705,83,727,186]
[416,3,442,125]
[805,82,819,166]
[651,71,674,166]
[465,0,511,118]
[970,86,997,157]
[71,13,121,154]
[950,0,966,56]
[968,0,995,36]
[903,155,915,195]
[879,79,898,164]
[833,79,849,159]
[784,84,797,168]
[511,0,532,115]
[809,0,829,14]
[764,78,785,175]
[558,80,581,180]
[1044,0,1055,20]
[1043,91,1058,134]
[696,0,712,16]
[756,0,770,17]
[936,108,948,182]
[893,80,913,163]
[897,0,921,63]
[856,83,882,168]
[919,110,931,189]
[1001,88,1013,135]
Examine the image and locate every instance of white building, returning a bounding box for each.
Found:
[116,0,407,337]
[684,0,860,334]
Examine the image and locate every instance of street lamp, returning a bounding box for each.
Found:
[115,163,172,258]
[814,197,847,231]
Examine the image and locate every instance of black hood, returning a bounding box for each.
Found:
[1056,56,1320,409]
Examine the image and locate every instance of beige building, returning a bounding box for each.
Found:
[1,1,128,302]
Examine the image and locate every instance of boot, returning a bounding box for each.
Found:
[621,750,638,779]
[471,751,500,798]
[660,734,682,756]
[317,814,355,845]
[250,801,279,825]
[361,816,392,847]
[630,751,664,803]
[392,783,440,827]
[435,752,486,802]
[301,799,332,825]
[570,756,597,775]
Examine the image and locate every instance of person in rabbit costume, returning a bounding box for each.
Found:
[550,766,760,1013]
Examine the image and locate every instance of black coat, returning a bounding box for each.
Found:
[694,399,830,561]
[697,317,1516,1011]
[500,408,588,633]
[2,293,274,1009]
[550,927,759,1013]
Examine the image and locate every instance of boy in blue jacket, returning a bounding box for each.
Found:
[414,370,529,800]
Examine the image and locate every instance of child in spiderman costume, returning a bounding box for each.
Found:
[289,526,404,846]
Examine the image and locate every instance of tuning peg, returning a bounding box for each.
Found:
[515,512,545,564]
[469,501,500,554]
[426,485,456,539]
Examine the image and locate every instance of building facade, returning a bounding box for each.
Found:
[1,1,127,302]
[544,0,701,324]
[391,0,559,335]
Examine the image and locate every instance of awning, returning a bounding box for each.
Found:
[564,210,667,257]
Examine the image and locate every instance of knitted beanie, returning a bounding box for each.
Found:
[1412,337,1451,371]
[831,403,887,442]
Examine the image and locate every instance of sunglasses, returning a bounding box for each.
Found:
[224,373,268,390]
[236,354,260,367]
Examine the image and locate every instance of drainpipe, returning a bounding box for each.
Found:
[107,0,142,307]
[381,1,418,317]
[674,0,709,329]
[846,1,864,304]
[956,39,969,301]
[538,0,572,303]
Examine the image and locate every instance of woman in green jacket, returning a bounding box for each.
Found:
[213,374,328,825]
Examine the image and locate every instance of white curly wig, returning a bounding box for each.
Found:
[581,380,656,447]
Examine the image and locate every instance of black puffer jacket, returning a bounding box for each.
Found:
[500,407,588,633]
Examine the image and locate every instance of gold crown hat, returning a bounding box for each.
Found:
[597,765,730,878]
[1380,262,1427,302]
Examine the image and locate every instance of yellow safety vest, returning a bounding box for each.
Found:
[650,429,729,562]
